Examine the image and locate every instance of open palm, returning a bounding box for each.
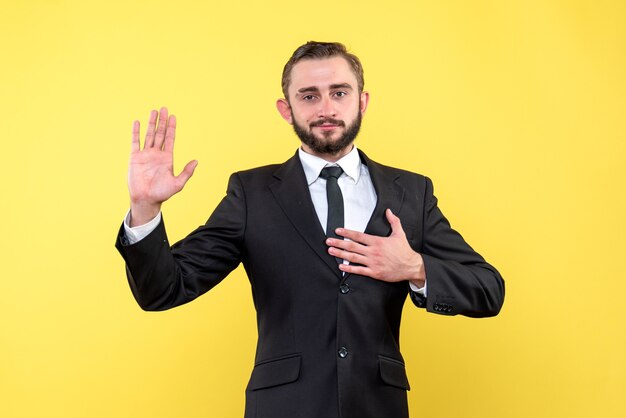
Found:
[128,107,197,225]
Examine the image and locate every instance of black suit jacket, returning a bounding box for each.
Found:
[116,150,505,418]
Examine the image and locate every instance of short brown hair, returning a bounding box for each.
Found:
[281,41,365,99]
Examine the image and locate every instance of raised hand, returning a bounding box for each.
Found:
[128,107,198,227]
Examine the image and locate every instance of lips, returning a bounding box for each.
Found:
[310,119,345,129]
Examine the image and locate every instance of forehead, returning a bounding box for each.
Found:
[289,56,357,93]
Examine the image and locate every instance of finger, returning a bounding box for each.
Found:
[174,160,198,191]
[131,120,140,152]
[328,247,367,265]
[335,228,376,245]
[144,109,158,148]
[386,209,405,236]
[154,107,169,149]
[326,238,368,255]
[163,114,176,153]
[338,263,374,278]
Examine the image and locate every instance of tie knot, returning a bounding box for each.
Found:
[319,166,344,180]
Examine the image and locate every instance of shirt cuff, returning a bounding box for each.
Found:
[123,209,162,245]
[409,279,427,297]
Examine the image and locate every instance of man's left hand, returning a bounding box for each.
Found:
[326,209,426,286]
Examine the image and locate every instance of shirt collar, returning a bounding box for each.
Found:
[298,146,362,185]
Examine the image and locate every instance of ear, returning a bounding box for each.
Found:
[359,91,370,115]
[276,99,293,124]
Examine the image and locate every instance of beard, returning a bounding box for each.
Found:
[292,111,362,156]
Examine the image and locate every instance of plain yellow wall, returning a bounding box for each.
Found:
[1,1,624,417]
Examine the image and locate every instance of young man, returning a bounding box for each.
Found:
[117,41,504,418]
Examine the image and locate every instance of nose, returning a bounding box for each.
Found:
[317,96,337,118]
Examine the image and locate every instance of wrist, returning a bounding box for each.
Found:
[408,252,426,287]
[129,201,161,227]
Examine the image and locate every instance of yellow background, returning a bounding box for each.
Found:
[1,1,624,417]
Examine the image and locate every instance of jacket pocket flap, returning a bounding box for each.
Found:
[379,355,411,390]
[247,354,301,391]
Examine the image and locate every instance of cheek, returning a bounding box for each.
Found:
[292,109,314,126]
[343,102,361,120]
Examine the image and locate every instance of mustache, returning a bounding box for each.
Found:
[309,118,345,128]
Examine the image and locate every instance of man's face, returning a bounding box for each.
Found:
[277,56,369,158]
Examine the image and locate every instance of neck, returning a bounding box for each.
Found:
[300,143,354,163]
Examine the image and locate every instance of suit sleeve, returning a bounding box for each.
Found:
[409,177,505,317]
[115,173,246,311]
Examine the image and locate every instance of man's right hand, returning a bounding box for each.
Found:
[128,107,198,227]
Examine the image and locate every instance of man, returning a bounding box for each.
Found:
[116,41,504,418]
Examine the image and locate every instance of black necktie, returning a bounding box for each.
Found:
[319,166,345,263]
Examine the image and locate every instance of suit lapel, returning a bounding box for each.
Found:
[268,150,407,281]
[337,151,407,281]
[269,152,343,279]
[359,150,406,239]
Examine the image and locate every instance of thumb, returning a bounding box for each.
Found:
[175,160,198,190]
[386,208,405,236]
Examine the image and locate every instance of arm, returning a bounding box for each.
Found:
[116,173,246,311]
[116,107,245,311]
[415,177,504,317]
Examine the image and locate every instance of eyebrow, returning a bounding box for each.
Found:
[330,83,353,90]
[297,83,354,94]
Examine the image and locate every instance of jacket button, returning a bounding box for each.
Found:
[338,347,348,358]
[340,284,350,294]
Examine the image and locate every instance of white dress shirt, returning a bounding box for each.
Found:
[124,146,425,295]
[297,146,376,241]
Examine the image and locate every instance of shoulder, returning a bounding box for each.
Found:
[232,152,302,185]
[236,163,282,179]
[371,160,426,179]
[223,164,280,191]
[360,151,431,188]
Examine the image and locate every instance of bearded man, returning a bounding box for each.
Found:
[116,41,505,418]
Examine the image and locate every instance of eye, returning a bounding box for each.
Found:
[302,95,317,101]
[334,91,348,98]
